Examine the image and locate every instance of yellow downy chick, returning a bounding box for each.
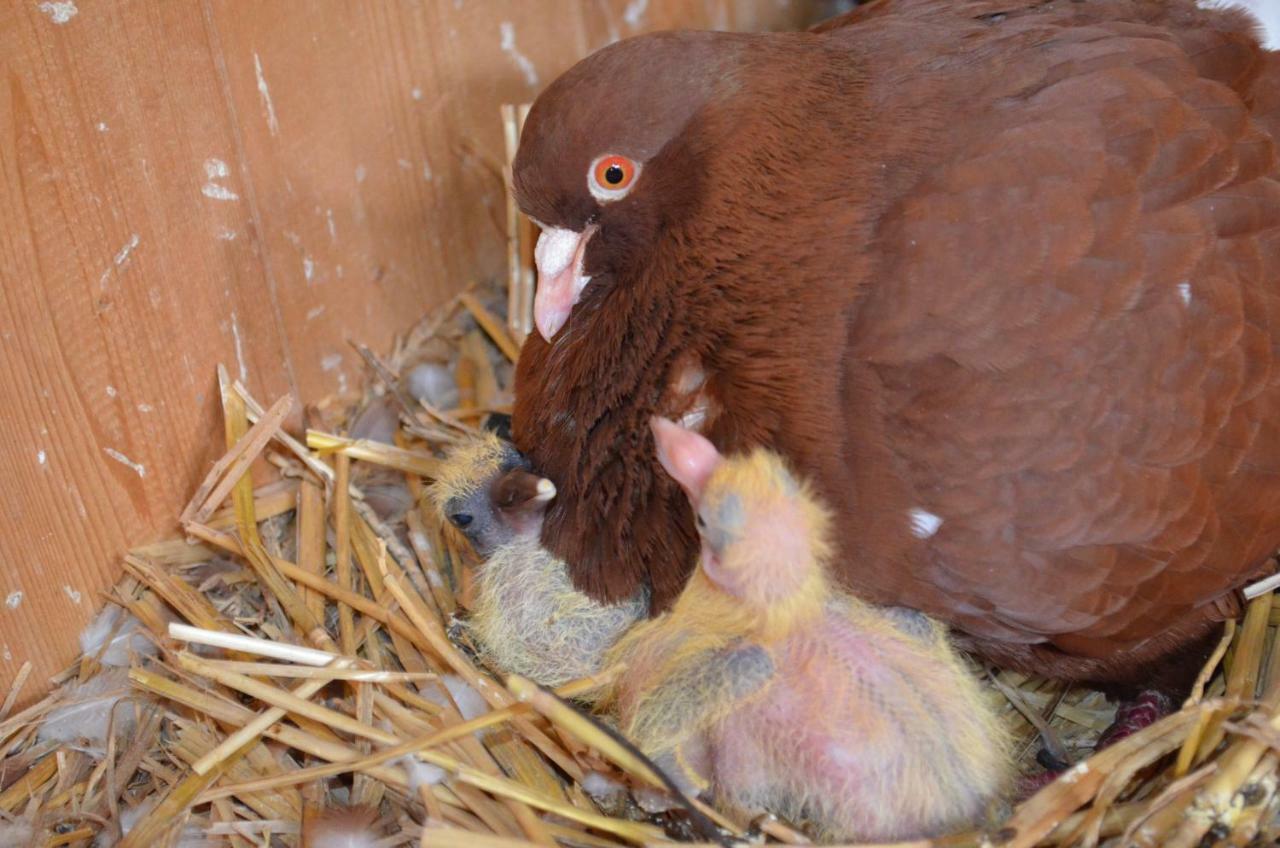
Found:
[604,417,1011,842]
[430,434,645,691]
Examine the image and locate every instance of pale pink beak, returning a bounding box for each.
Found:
[533,225,596,342]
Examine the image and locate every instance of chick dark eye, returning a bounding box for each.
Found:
[588,154,640,202]
[696,515,707,530]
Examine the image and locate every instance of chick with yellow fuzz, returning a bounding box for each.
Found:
[603,417,1011,842]
[430,432,645,690]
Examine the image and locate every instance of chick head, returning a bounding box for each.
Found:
[429,432,554,557]
[650,417,832,609]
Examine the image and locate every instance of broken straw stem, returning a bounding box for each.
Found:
[168,623,338,667]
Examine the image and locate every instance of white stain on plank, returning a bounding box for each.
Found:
[99,233,140,287]
[229,312,248,383]
[623,0,649,27]
[63,586,82,604]
[253,53,280,136]
[113,233,140,266]
[37,1,77,24]
[499,22,539,87]
[104,448,146,478]
[202,158,239,201]
[4,591,21,610]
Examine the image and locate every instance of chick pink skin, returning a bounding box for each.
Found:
[603,418,1011,842]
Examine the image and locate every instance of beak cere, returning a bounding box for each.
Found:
[533,226,595,342]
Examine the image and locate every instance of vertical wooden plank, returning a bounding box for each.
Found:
[0,0,295,688]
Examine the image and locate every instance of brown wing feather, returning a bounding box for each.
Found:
[844,6,1280,676]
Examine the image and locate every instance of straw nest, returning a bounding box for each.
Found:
[3,109,1279,848]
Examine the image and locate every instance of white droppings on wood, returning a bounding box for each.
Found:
[202,158,239,201]
[1178,281,1192,306]
[137,402,153,413]
[908,507,943,539]
[499,22,539,87]
[103,448,146,478]
[5,591,23,610]
[397,158,411,171]
[217,228,237,241]
[113,233,140,267]
[412,87,423,100]
[105,385,117,398]
[321,353,343,372]
[38,1,77,24]
[2,645,10,661]
[355,163,368,184]
[422,160,433,181]
[37,450,47,466]
[98,233,140,288]
[303,257,315,282]
[306,305,326,321]
[230,312,248,383]
[97,121,108,132]
[326,208,336,241]
[202,183,238,201]
[63,585,82,604]
[623,0,649,27]
[253,52,280,136]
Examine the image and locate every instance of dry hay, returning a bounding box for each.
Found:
[2,109,1279,848]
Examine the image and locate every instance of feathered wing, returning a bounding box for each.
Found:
[845,5,1280,657]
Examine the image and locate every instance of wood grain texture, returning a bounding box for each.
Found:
[0,0,828,699]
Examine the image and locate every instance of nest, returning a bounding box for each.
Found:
[3,111,1280,848]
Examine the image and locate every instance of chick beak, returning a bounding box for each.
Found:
[533,225,596,342]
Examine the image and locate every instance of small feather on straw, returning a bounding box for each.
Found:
[37,667,134,749]
[80,605,156,667]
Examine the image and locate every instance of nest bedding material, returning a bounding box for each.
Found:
[0,284,1277,848]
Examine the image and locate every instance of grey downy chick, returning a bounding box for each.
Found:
[430,432,646,691]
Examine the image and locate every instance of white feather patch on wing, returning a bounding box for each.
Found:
[908,508,944,539]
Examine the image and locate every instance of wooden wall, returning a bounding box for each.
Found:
[0,1,836,697]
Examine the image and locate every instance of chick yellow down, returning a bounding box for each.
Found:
[430,434,644,690]
[604,418,1011,842]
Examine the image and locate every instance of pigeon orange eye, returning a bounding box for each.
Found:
[588,154,640,202]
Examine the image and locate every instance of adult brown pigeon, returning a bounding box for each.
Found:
[510,0,1280,693]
